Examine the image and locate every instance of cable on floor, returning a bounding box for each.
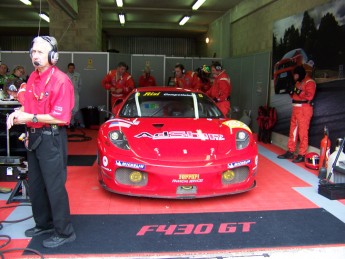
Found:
[0,203,44,258]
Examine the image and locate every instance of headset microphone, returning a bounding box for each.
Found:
[34,61,41,66]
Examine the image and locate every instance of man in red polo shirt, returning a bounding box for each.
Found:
[6,36,76,248]
[102,62,135,112]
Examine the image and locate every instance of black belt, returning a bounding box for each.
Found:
[29,125,62,135]
[292,100,310,104]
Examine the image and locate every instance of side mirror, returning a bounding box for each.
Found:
[97,105,115,120]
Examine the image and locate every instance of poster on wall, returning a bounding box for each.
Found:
[271,0,345,150]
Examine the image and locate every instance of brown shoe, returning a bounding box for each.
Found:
[277,151,294,159]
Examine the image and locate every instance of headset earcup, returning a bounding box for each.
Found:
[52,52,59,65]
[47,51,59,65]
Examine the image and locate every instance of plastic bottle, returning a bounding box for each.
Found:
[327,138,345,182]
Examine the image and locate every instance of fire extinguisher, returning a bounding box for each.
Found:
[318,126,331,179]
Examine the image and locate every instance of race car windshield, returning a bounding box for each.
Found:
[119,91,224,119]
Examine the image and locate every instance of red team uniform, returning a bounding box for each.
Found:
[287,73,316,156]
[207,70,232,117]
[174,71,199,90]
[139,74,156,87]
[102,70,135,109]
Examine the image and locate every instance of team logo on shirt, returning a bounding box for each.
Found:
[55,106,63,112]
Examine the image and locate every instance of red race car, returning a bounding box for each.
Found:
[97,87,258,199]
[273,48,308,94]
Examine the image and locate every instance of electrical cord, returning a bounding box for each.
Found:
[0,203,44,258]
[67,127,92,142]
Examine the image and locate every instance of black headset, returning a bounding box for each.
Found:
[175,64,185,74]
[213,61,222,71]
[30,36,59,65]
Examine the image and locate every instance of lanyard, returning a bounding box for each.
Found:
[32,68,54,101]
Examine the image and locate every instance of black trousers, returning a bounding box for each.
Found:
[27,127,74,237]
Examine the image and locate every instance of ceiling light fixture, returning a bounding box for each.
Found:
[118,13,125,25]
[19,0,32,5]
[116,0,123,8]
[179,16,190,26]
[192,0,206,11]
[205,37,209,44]
[39,12,50,23]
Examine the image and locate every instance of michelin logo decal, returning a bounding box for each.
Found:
[228,159,251,169]
[116,160,146,169]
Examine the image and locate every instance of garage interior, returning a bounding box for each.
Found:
[1,0,345,258]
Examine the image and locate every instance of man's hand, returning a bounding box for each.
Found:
[6,110,28,129]
[6,110,20,130]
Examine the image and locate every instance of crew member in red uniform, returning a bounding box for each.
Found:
[138,66,157,87]
[278,65,316,163]
[102,61,135,111]
[6,36,76,248]
[173,64,199,90]
[207,62,231,117]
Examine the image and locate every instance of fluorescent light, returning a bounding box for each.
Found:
[116,0,123,7]
[20,0,32,5]
[179,16,190,26]
[39,12,50,23]
[192,0,206,10]
[118,13,125,24]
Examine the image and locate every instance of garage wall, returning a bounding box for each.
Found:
[224,52,271,133]
[208,0,331,58]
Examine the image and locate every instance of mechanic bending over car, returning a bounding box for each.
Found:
[277,64,316,163]
[6,36,76,248]
[102,61,135,110]
[173,63,200,90]
[206,61,232,117]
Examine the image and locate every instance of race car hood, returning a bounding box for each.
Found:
[113,118,235,162]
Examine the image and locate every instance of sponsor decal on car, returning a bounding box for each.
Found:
[102,156,108,166]
[143,92,161,96]
[135,131,225,141]
[116,160,146,169]
[222,120,251,133]
[101,166,112,172]
[172,174,203,184]
[109,119,140,128]
[163,93,193,97]
[228,159,251,169]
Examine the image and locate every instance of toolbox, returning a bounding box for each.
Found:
[318,136,345,200]
[333,163,345,183]
[318,183,345,200]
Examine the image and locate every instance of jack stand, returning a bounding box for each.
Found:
[7,163,30,204]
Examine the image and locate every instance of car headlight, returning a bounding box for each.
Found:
[236,130,250,150]
[109,130,130,150]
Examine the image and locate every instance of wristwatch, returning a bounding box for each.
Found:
[32,114,38,123]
